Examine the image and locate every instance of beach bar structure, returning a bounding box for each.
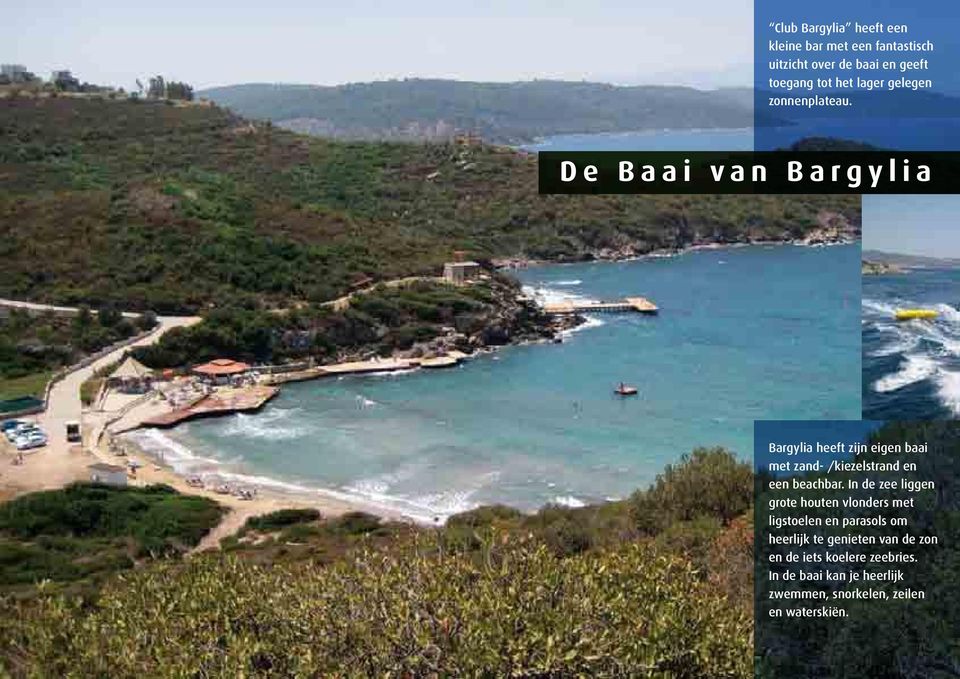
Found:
[192,358,252,385]
[543,296,659,315]
[108,355,153,394]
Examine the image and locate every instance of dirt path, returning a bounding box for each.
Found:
[320,276,441,311]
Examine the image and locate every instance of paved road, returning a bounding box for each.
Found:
[2,308,199,491]
[39,315,200,450]
[0,298,140,318]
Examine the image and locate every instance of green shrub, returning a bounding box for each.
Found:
[332,511,382,536]
[0,484,224,594]
[1,541,752,677]
[447,504,524,529]
[629,447,753,535]
[241,508,321,534]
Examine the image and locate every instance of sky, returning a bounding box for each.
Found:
[3,0,751,91]
[863,195,960,258]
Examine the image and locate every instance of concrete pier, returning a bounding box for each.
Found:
[543,296,658,315]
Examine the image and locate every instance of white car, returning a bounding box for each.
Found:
[7,424,38,442]
[14,431,47,450]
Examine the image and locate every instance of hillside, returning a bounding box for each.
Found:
[861,249,960,268]
[861,259,904,275]
[199,79,774,142]
[0,449,755,677]
[0,96,859,315]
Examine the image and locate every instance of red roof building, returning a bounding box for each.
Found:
[192,358,252,377]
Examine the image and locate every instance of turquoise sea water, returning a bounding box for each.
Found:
[520,118,960,153]
[129,244,860,521]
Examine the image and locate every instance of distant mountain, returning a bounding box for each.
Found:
[781,137,882,151]
[862,250,960,268]
[199,79,773,143]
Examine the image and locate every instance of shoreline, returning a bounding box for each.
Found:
[101,242,853,527]
[2,241,857,540]
[494,235,860,270]
[112,341,556,527]
[116,427,432,528]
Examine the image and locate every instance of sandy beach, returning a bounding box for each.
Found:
[0,312,427,554]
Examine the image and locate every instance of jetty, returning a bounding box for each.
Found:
[543,296,658,315]
[143,385,279,428]
[264,351,470,385]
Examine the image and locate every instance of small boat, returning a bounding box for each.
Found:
[895,309,939,321]
[614,383,638,396]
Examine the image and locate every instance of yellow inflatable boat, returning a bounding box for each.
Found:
[895,309,939,321]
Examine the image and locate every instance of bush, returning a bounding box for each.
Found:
[332,511,382,535]
[446,504,523,529]
[0,541,752,677]
[0,484,223,560]
[241,508,320,534]
[629,447,753,535]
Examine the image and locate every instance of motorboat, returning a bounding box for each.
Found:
[614,383,638,396]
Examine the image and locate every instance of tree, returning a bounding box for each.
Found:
[166,81,194,101]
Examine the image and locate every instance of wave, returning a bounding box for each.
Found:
[342,469,500,523]
[935,369,960,416]
[553,495,586,508]
[522,284,598,307]
[561,314,606,336]
[552,279,582,286]
[866,297,960,415]
[861,298,899,317]
[122,428,492,525]
[867,324,920,358]
[873,354,937,393]
[217,407,314,441]
[122,429,221,474]
[365,368,420,378]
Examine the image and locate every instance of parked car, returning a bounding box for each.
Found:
[8,423,39,440]
[15,432,47,450]
[6,424,33,442]
[1,419,23,433]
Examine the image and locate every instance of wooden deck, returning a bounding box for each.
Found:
[543,296,658,315]
[143,385,279,428]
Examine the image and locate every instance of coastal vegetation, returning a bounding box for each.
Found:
[0,307,154,400]
[133,276,551,368]
[0,484,222,595]
[0,449,754,676]
[1,96,860,315]
[199,79,766,142]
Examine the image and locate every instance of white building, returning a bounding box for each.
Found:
[88,463,127,486]
[1,64,32,83]
[443,261,481,284]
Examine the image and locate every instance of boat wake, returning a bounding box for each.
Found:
[863,297,960,414]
